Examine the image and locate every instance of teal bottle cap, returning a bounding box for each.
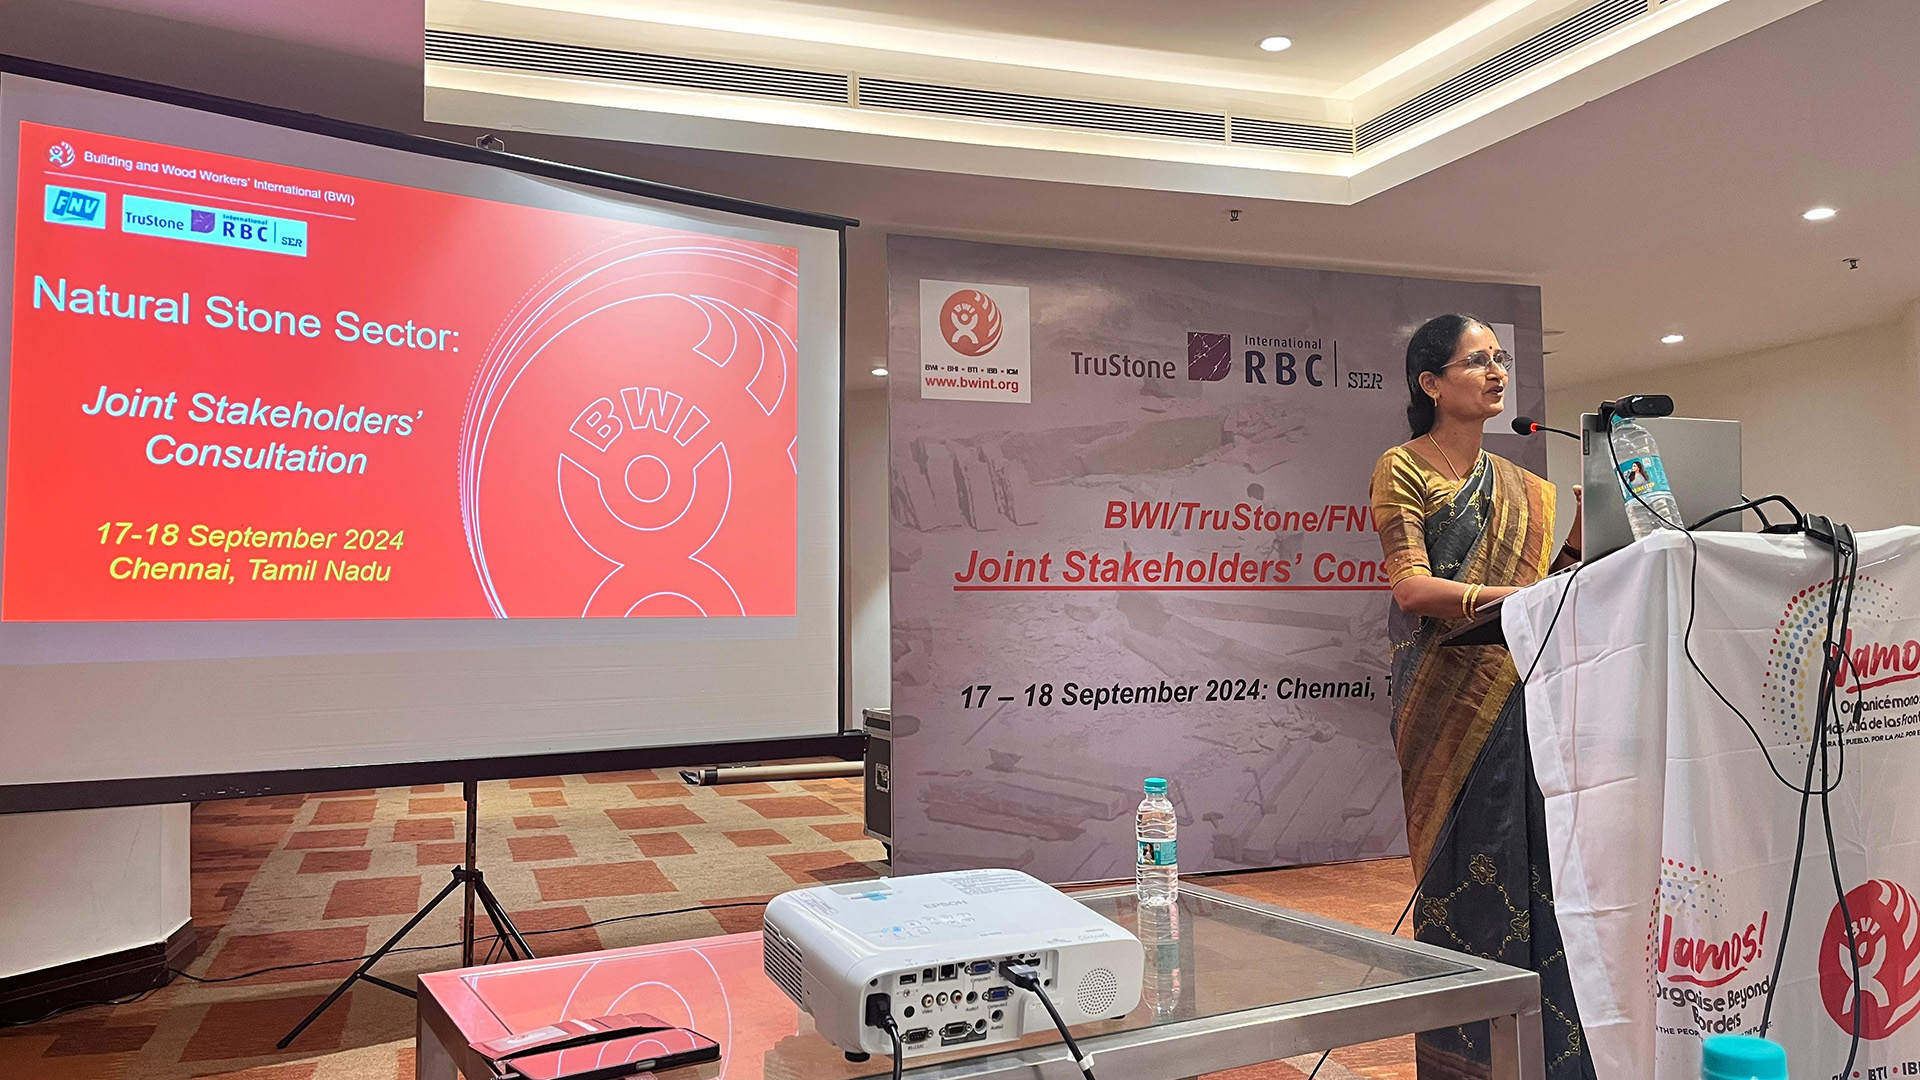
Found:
[1143,777,1167,795]
[1701,1034,1786,1080]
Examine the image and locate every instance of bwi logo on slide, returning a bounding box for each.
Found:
[48,140,75,168]
[1821,879,1920,1039]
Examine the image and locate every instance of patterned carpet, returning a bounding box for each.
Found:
[0,773,1416,1080]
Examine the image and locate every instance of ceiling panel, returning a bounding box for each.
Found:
[779,0,1495,80]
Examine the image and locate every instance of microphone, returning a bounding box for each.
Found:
[1513,416,1579,440]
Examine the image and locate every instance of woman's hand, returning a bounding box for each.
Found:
[1390,576,1521,620]
[1553,484,1584,570]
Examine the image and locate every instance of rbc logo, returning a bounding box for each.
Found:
[191,210,216,234]
[47,142,74,168]
[43,185,107,229]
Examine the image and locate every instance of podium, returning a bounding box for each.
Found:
[1498,527,1920,1080]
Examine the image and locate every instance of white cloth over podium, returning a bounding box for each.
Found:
[1504,527,1920,1080]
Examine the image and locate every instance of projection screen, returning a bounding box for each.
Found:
[0,60,850,810]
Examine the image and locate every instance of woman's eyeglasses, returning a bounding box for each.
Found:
[1446,349,1512,374]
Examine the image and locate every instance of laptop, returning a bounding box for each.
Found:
[1580,414,1743,563]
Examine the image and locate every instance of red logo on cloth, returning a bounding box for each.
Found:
[1820,879,1920,1039]
[939,290,1002,357]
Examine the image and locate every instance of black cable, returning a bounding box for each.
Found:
[865,992,903,1080]
[883,1013,903,1080]
[0,986,158,1028]
[1002,962,1096,1080]
[168,900,771,985]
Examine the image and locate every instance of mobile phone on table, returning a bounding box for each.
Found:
[504,1026,719,1080]
[475,1013,721,1080]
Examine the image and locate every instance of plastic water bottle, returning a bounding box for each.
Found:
[1135,777,1177,906]
[1610,416,1684,540]
[1701,1033,1787,1080]
[1139,902,1182,1020]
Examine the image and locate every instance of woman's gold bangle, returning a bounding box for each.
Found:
[1462,583,1483,619]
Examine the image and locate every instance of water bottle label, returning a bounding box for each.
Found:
[1138,839,1177,866]
[1616,455,1672,499]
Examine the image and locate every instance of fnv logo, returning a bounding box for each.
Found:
[43,185,107,229]
[939,289,1002,357]
[1820,879,1920,1039]
[48,141,75,168]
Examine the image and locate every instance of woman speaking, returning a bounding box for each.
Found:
[1370,314,1594,1080]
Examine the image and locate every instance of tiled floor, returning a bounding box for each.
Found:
[0,774,1417,1080]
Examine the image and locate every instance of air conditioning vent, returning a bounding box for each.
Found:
[1229,117,1354,154]
[425,29,851,104]
[857,79,1226,143]
[763,923,804,1002]
[1356,0,1645,151]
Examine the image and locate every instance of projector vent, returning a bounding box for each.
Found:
[1355,0,1646,151]
[1076,967,1120,1017]
[763,924,804,1002]
[857,79,1226,142]
[1229,117,1355,153]
[425,29,851,104]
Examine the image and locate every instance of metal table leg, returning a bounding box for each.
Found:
[1489,1003,1546,1080]
[417,1007,460,1080]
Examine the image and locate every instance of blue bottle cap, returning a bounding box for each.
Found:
[1143,777,1167,795]
[1701,1034,1786,1080]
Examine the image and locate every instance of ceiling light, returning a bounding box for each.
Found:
[1258,36,1292,52]
[1802,206,1837,221]
[871,367,889,377]
[1660,334,1685,344]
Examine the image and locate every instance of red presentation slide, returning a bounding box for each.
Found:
[4,121,800,621]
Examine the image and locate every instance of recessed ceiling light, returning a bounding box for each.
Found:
[1258,36,1292,52]
[1803,206,1837,221]
[871,367,889,377]
[1660,334,1685,344]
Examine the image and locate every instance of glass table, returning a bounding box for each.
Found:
[417,883,1544,1080]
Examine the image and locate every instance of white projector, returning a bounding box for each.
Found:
[762,869,1142,1058]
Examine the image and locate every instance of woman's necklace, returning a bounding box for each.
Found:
[1425,432,1466,481]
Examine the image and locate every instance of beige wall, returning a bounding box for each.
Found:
[1546,305,1920,535]
[0,804,190,978]
[845,389,891,717]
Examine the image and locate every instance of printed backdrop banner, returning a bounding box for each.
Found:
[886,235,1546,881]
[1509,527,1920,1080]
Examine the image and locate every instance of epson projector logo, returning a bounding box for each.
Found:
[44,185,107,229]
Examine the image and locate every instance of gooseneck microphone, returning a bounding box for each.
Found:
[1513,416,1580,440]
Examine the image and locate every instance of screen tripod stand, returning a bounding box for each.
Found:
[278,778,534,1049]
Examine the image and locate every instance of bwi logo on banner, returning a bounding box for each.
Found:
[918,280,1030,403]
[1820,879,1920,1039]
